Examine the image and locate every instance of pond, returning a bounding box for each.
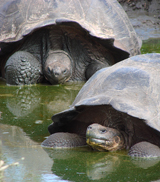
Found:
[0,39,160,182]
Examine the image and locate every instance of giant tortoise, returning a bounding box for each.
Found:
[42,53,160,157]
[0,0,141,85]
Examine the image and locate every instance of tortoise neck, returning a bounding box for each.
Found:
[120,131,131,150]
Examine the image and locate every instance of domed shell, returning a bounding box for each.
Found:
[49,53,160,133]
[0,0,141,56]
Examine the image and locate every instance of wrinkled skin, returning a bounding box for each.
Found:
[86,123,125,151]
[0,0,141,85]
[42,132,86,148]
[3,24,126,85]
[42,54,160,158]
[43,104,160,158]
[43,50,73,84]
[86,123,160,158]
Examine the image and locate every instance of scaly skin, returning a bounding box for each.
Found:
[86,123,125,151]
[86,123,160,158]
[4,25,121,85]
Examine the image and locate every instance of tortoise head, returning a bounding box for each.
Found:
[44,50,73,84]
[86,123,125,151]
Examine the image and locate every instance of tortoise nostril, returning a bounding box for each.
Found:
[54,72,60,76]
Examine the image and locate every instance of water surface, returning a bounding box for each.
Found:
[0,39,160,181]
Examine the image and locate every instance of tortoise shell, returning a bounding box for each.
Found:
[0,0,141,56]
[49,53,160,134]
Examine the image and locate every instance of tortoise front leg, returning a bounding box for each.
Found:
[128,141,160,158]
[85,60,108,80]
[5,51,42,85]
[42,132,86,148]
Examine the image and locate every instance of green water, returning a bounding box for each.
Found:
[0,39,160,181]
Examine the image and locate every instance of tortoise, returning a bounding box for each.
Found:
[42,53,160,157]
[0,0,141,85]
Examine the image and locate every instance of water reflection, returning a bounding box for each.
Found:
[1,120,160,182]
[131,157,160,169]
[43,147,160,181]
[6,86,41,117]
[0,36,160,181]
[0,124,66,181]
[86,154,120,180]
[0,83,83,142]
[1,79,160,182]
[3,83,83,118]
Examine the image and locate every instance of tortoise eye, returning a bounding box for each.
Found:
[48,67,51,73]
[63,69,67,74]
[100,129,107,134]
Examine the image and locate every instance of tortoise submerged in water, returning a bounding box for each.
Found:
[0,0,141,85]
[42,53,160,157]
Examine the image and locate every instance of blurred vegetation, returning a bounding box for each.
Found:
[141,38,160,54]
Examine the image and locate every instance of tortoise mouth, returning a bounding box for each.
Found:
[44,71,71,84]
[54,75,71,84]
[86,137,115,152]
[87,137,113,147]
[87,136,124,151]
[59,75,71,83]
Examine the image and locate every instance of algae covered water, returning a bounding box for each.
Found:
[0,39,160,181]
